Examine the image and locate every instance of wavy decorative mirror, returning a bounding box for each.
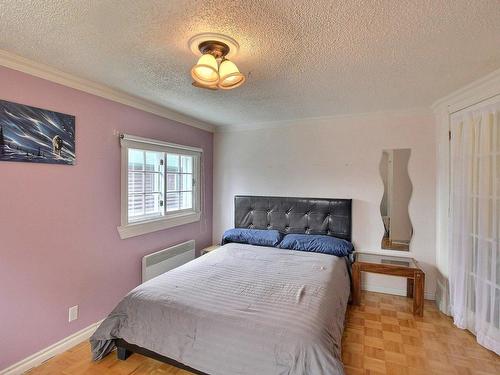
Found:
[379,149,413,251]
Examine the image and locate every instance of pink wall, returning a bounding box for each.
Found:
[0,66,213,370]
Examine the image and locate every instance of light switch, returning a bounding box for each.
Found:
[68,305,78,322]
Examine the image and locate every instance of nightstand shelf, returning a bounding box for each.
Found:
[351,252,425,316]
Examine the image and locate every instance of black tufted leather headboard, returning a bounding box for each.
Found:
[234,195,352,242]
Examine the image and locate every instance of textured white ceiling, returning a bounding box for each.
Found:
[0,1,499,128]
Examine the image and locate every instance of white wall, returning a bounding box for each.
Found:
[213,109,437,299]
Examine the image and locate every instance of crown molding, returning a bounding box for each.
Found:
[216,107,432,133]
[431,67,500,115]
[0,49,215,133]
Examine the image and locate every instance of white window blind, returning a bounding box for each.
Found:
[128,149,165,222]
[118,134,202,239]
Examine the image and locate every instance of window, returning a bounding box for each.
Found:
[128,149,165,222]
[118,134,202,239]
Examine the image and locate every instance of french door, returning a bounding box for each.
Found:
[449,96,500,355]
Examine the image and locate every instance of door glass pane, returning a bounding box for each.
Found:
[494,288,500,329]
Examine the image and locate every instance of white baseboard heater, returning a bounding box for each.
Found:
[142,240,195,283]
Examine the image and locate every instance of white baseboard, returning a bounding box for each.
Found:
[362,283,435,301]
[0,320,103,375]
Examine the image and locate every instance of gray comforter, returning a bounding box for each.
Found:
[90,243,350,375]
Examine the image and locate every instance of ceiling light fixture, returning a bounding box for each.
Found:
[188,33,245,90]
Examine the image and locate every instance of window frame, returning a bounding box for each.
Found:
[118,134,202,239]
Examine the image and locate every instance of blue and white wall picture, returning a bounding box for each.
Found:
[0,99,75,165]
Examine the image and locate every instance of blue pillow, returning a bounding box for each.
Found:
[221,228,283,247]
[279,234,353,256]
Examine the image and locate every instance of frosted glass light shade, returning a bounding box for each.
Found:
[218,59,245,89]
[191,54,219,85]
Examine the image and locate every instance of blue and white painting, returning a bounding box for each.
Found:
[0,99,75,165]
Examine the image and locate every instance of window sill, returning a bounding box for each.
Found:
[117,211,201,239]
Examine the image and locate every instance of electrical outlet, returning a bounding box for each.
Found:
[68,305,78,322]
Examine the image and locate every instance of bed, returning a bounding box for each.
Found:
[90,195,353,375]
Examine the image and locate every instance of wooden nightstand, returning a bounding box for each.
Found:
[351,252,425,316]
[201,244,220,255]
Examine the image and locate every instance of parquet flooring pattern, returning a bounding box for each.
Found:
[342,292,499,375]
[28,292,499,375]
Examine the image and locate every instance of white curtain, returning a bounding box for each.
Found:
[449,97,500,355]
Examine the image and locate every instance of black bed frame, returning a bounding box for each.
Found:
[116,338,208,374]
[115,195,353,373]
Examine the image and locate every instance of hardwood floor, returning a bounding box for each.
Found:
[28,291,499,375]
[342,292,499,375]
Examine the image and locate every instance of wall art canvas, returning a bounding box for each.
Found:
[0,99,75,165]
